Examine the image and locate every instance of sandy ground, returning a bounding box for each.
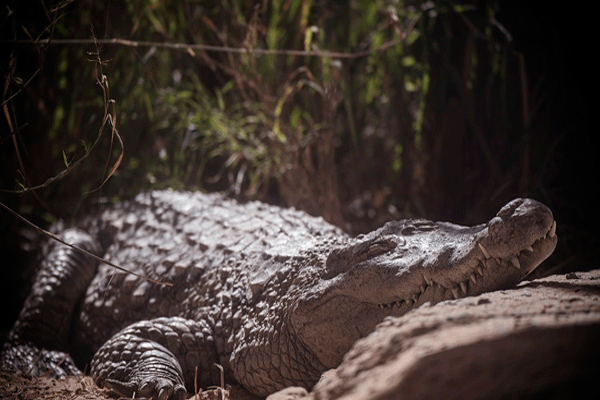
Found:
[0,370,261,400]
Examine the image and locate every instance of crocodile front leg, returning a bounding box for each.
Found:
[91,317,222,400]
[1,228,100,376]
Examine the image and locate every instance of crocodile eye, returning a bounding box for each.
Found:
[324,237,399,279]
[399,221,435,235]
[366,239,400,257]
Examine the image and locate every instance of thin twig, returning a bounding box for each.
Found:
[2,54,48,208]
[0,201,173,286]
[0,42,122,195]
[0,67,42,109]
[2,25,418,59]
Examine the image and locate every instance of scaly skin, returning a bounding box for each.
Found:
[1,191,557,399]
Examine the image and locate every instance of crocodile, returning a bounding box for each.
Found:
[1,190,557,399]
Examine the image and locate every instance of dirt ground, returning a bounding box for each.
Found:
[0,370,261,400]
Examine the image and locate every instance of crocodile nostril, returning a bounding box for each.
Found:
[496,198,524,218]
[487,217,505,238]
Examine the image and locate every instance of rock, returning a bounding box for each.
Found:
[265,386,309,400]
[302,270,600,400]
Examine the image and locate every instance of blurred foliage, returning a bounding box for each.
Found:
[2,0,584,273]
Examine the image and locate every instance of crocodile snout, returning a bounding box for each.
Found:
[484,198,556,261]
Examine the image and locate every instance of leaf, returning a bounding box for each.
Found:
[216,89,225,111]
[401,56,417,67]
[62,150,70,167]
[406,30,420,46]
[304,26,314,52]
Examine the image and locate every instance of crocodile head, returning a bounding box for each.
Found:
[290,198,557,368]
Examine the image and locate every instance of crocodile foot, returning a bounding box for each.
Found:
[1,343,81,377]
[91,333,186,400]
[103,375,187,400]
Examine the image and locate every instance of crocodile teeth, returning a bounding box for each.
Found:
[451,287,460,299]
[524,245,534,253]
[395,301,402,307]
[478,243,491,259]
[476,264,484,276]
[378,304,384,309]
[549,221,556,238]
[423,275,433,286]
[470,273,477,284]
[460,281,468,294]
[510,256,521,269]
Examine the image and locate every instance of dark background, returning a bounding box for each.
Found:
[0,1,596,334]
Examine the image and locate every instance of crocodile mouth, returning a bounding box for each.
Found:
[376,220,557,311]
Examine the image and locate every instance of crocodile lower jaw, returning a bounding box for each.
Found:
[376,220,557,311]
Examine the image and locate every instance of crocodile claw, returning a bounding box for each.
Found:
[104,376,187,400]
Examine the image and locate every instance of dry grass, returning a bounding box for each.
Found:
[0,370,111,400]
[0,369,262,400]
